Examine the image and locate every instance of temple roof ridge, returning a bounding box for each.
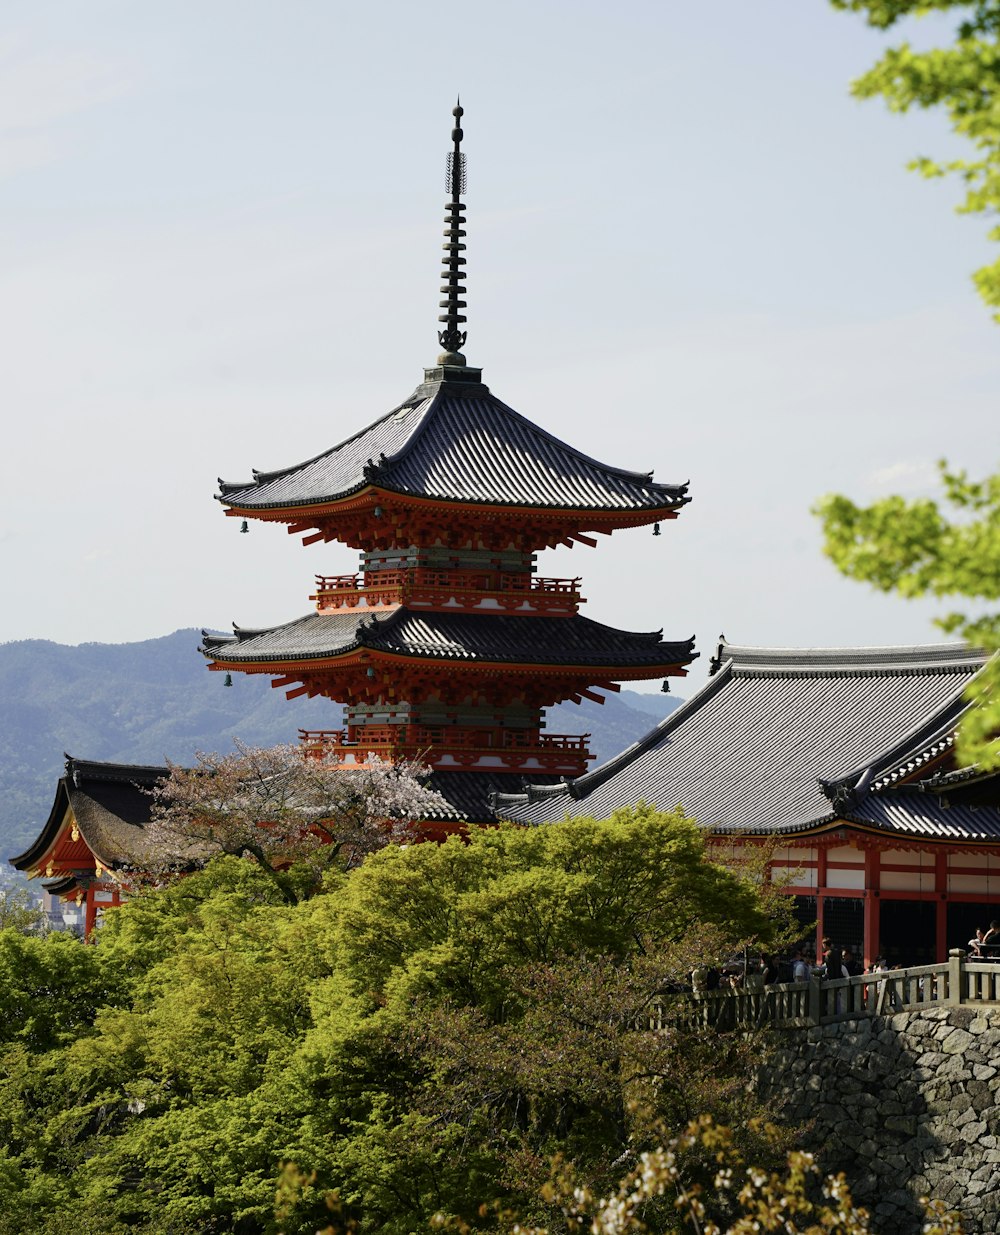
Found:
[494,639,989,838]
[217,393,435,498]
[395,380,669,489]
[711,639,983,679]
[492,662,732,814]
[62,754,170,785]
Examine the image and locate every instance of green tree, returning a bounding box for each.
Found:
[0,809,785,1235]
[829,0,1000,315]
[815,460,1000,767]
[0,888,43,934]
[275,807,781,1234]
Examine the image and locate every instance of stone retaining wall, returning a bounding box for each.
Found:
[757,1006,1000,1233]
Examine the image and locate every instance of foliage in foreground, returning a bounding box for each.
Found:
[510,1115,964,1235]
[829,0,1000,317]
[815,460,1000,768]
[0,807,782,1235]
[281,1117,963,1235]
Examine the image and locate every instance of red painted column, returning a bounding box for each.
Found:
[84,888,98,939]
[863,847,880,970]
[815,847,828,963]
[936,851,948,962]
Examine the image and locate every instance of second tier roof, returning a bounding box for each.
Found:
[202,608,695,670]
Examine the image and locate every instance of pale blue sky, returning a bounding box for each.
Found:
[1,1,997,695]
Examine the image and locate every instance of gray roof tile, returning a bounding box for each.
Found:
[495,641,994,838]
[218,374,688,515]
[202,609,695,669]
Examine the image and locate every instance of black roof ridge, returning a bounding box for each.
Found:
[495,660,732,808]
[64,755,170,783]
[378,381,688,497]
[573,612,671,642]
[920,762,996,792]
[9,755,171,869]
[718,640,983,677]
[200,608,399,660]
[218,379,690,513]
[217,391,434,497]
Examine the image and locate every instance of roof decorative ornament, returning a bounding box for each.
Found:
[437,100,469,366]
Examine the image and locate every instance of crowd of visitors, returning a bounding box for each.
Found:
[689,936,922,993]
[688,921,1000,994]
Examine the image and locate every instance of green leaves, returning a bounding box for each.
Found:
[0,810,783,1234]
[829,0,1000,317]
[815,460,1000,769]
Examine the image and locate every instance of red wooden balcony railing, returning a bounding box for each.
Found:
[310,570,583,613]
[298,725,592,771]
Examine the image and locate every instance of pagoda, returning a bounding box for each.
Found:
[202,105,696,823]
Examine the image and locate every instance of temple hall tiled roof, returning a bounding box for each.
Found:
[10,757,167,872]
[202,609,695,670]
[492,641,992,838]
[217,371,689,515]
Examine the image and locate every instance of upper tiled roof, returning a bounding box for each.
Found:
[202,608,695,670]
[494,641,993,838]
[217,370,689,515]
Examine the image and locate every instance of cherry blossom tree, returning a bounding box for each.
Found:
[140,742,450,903]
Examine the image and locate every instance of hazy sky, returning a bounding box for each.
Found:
[1,0,997,697]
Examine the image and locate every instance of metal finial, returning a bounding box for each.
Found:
[437,100,468,366]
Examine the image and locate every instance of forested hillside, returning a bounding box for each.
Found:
[0,630,678,858]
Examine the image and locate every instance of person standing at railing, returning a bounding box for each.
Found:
[791,949,811,983]
[871,955,903,1011]
[821,938,849,979]
[969,927,986,957]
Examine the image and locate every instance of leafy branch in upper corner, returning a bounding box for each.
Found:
[829,0,1000,317]
[815,459,1000,767]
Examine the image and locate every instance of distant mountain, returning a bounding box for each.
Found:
[0,629,680,858]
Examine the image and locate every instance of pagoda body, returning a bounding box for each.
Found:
[202,107,696,821]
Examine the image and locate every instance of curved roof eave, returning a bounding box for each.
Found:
[9,778,71,869]
[216,379,690,515]
[217,395,431,498]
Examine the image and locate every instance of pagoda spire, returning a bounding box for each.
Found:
[437,100,468,366]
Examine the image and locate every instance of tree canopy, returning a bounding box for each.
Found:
[829,0,1000,316]
[0,807,788,1235]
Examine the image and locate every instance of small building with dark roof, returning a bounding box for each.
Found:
[493,640,1000,967]
[10,758,167,934]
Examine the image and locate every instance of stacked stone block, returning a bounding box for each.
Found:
[758,1007,1000,1232]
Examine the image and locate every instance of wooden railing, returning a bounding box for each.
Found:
[298,726,591,759]
[650,951,1000,1033]
[311,570,583,607]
